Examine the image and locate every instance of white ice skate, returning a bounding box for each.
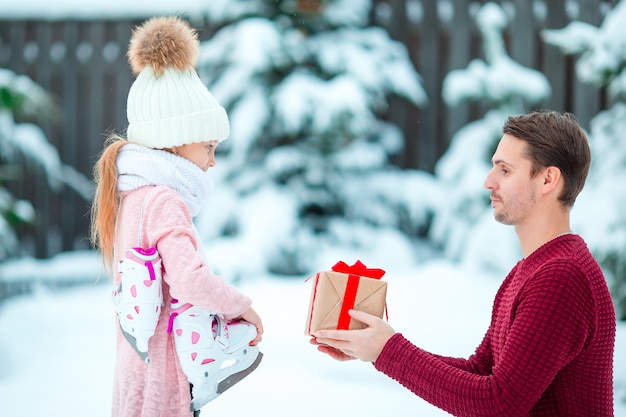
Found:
[112,247,163,362]
[167,301,263,411]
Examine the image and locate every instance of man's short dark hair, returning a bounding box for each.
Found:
[503,110,591,207]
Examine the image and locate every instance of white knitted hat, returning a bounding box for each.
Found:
[126,16,229,149]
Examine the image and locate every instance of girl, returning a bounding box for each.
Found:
[90,16,263,417]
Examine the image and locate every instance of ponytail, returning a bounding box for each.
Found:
[90,135,126,271]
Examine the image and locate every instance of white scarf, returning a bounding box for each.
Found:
[116,144,213,217]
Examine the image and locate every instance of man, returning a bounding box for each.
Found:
[312,111,616,416]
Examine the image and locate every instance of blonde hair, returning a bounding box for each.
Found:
[90,134,127,271]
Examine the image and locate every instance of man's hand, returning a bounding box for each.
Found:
[310,309,395,362]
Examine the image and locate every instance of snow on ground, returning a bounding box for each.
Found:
[0,255,625,416]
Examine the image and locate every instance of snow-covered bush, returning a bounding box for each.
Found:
[194,0,435,277]
[542,0,626,102]
[543,0,626,319]
[0,68,90,261]
[430,2,550,272]
[0,69,50,259]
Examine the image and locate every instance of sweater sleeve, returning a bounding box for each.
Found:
[142,187,252,319]
[374,261,593,417]
[429,326,494,375]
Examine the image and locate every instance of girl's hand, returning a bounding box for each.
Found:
[239,307,264,346]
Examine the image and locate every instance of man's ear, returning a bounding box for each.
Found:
[541,166,562,195]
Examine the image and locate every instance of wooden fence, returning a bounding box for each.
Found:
[0,0,618,259]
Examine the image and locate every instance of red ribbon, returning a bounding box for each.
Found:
[332,260,385,330]
[331,260,385,279]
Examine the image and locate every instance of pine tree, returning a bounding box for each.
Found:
[195,0,429,275]
[430,2,550,271]
[0,68,53,259]
[0,68,89,260]
[543,0,626,320]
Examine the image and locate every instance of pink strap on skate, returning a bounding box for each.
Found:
[128,247,158,281]
[167,302,193,333]
[144,261,156,281]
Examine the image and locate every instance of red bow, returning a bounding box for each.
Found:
[331,260,385,279]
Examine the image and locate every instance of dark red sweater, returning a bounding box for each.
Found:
[374,234,616,416]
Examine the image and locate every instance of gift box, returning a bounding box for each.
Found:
[305,260,387,335]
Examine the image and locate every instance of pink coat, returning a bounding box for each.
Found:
[111,185,252,417]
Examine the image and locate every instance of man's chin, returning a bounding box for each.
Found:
[494,213,513,225]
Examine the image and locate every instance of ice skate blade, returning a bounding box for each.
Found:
[217,351,263,395]
[119,322,149,363]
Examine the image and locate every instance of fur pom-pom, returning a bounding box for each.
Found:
[128,16,199,76]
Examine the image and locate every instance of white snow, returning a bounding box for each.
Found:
[443,4,550,107]
[543,0,626,98]
[1,252,624,416]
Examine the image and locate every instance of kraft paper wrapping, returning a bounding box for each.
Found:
[305,270,387,335]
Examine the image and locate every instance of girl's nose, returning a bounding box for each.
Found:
[207,150,217,168]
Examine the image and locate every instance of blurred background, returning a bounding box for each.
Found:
[1,0,624,316]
